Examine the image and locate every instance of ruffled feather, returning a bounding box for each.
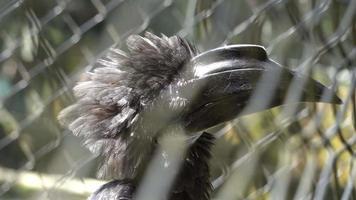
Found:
[58,32,196,179]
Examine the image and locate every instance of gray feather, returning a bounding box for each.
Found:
[58,32,196,179]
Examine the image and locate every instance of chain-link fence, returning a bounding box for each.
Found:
[0,0,355,199]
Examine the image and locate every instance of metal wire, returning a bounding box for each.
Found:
[0,0,355,199]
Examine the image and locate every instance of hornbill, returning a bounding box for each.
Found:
[58,32,341,200]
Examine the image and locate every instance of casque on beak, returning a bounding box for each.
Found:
[176,45,342,132]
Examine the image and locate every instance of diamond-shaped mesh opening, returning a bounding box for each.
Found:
[0,0,355,199]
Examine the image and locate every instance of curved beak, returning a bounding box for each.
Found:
[179,45,342,132]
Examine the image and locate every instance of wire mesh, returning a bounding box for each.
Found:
[0,0,355,199]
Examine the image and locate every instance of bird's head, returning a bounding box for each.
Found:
[58,32,342,179]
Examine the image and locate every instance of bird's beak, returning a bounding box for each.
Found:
[179,45,342,132]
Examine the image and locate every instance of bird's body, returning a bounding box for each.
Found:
[58,32,341,200]
[88,132,214,200]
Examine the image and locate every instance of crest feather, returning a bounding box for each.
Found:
[58,32,196,179]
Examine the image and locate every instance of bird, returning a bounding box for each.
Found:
[58,32,342,200]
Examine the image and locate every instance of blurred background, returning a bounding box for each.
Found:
[0,0,355,199]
